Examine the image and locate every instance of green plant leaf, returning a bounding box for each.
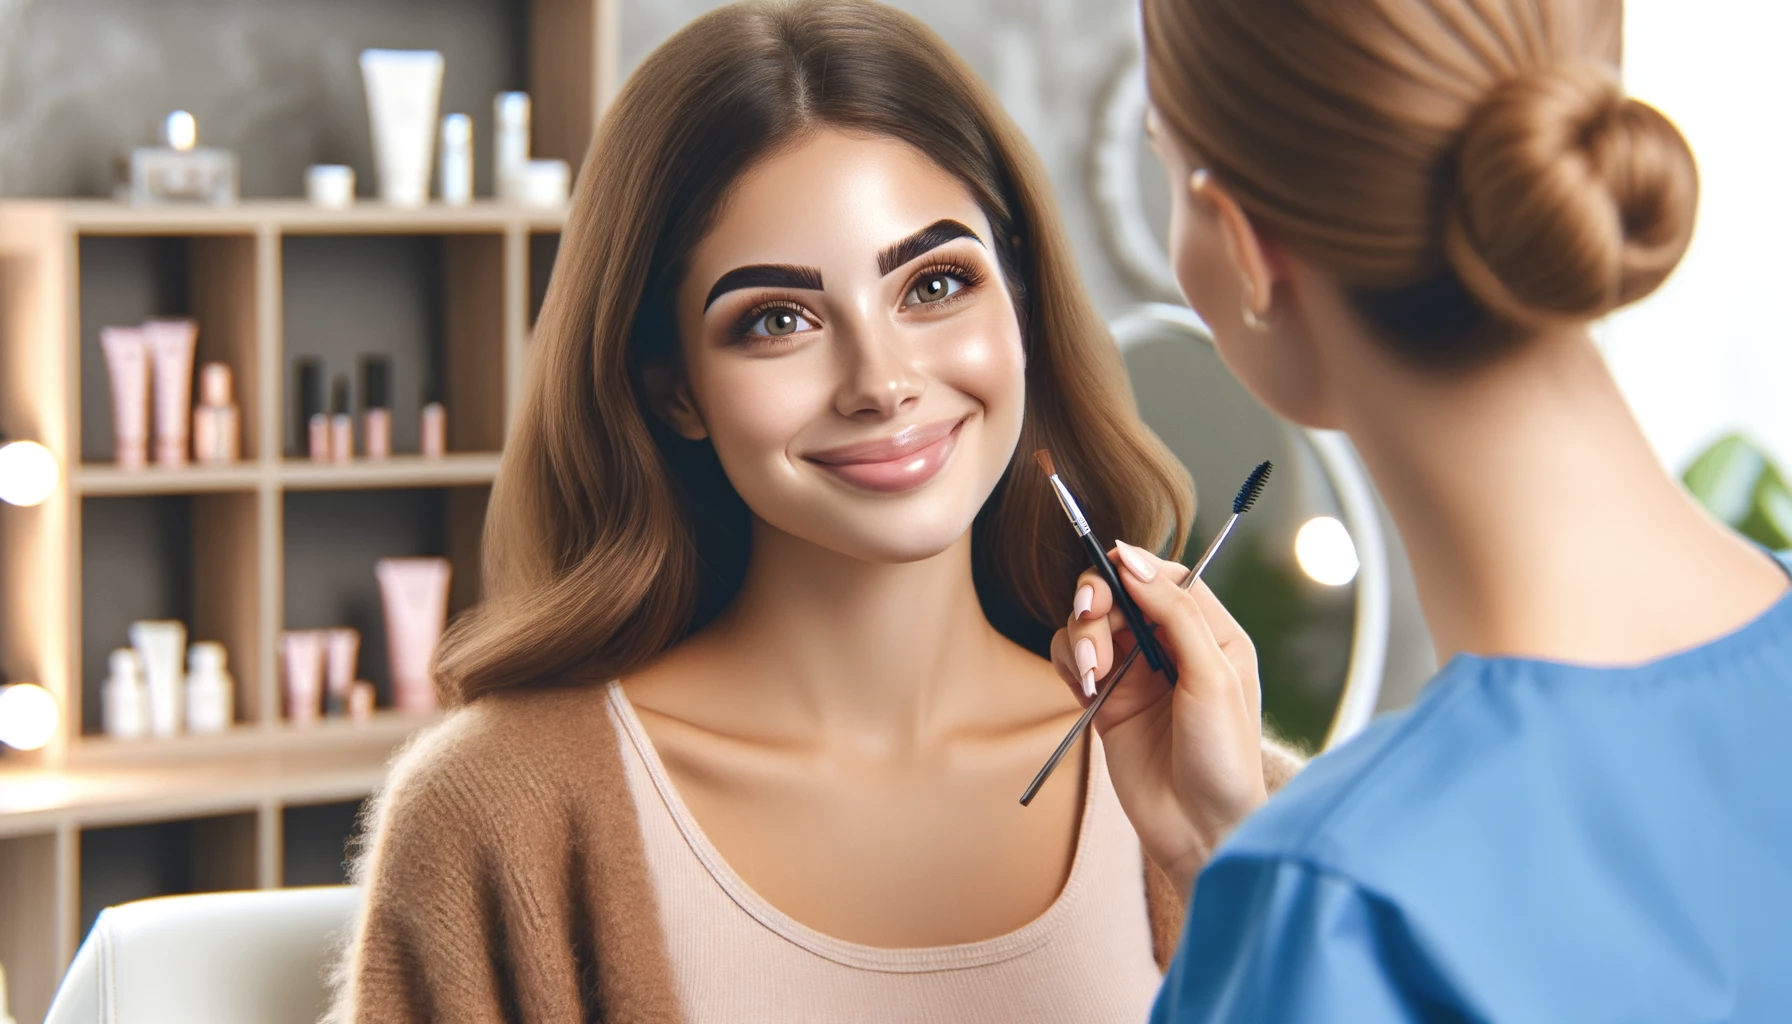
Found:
[1683,434,1765,526]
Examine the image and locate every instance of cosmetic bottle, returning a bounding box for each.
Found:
[330,375,354,463]
[143,319,197,468]
[192,362,239,464]
[185,641,233,734]
[101,327,150,469]
[282,630,325,725]
[349,681,376,724]
[517,160,571,207]
[305,164,355,208]
[323,628,360,716]
[126,110,238,206]
[361,356,392,460]
[420,401,447,458]
[129,619,186,737]
[440,113,473,206]
[495,92,530,202]
[297,358,329,462]
[102,648,148,740]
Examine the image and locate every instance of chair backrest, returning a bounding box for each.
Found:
[44,886,360,1024]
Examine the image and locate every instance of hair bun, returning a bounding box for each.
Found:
[1442,63,1698,327]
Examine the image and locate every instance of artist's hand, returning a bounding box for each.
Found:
[1049,541,1267,894]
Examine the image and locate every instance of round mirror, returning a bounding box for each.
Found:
[1112,304,1390,751]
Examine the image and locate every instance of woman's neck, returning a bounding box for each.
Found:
[692,523,1017,747]
[1338,325,1785,666]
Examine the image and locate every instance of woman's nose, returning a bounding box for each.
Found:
[833,320,925,419]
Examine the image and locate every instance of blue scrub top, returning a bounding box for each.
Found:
[1154,552,1792,1022]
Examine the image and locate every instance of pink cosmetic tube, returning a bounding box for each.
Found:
[100,327,150,468]
[323,627,360,716]
[376,557,451,714]
[281,629,326,725]
[143,319,197,467]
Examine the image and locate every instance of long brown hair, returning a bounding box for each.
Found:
[435,0,1193,704]
[1143,0,1698,367]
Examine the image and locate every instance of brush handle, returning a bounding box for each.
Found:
[1019,513,1241,807]
[1079,532,1176,684]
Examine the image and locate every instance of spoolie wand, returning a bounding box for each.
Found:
[1019,460,1272,807]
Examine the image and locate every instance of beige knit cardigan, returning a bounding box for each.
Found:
[327,683,1304,1023]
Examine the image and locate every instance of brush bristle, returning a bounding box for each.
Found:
[1033,449,1056,477]
[1232,461,1272,515]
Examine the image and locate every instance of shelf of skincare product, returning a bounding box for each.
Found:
[282,626,379,725]
[103,623,234,739]
[99,318,246,469]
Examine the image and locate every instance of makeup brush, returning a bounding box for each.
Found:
[1020,460,1272,807]
[1035,450,1175,683]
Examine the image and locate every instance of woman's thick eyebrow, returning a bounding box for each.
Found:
[703,263,824,311]
[877,219,983,276]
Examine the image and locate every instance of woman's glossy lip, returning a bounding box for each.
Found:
[805,417,965,465]
[805,417,966,493]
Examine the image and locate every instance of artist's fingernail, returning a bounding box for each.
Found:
[1117,541,1157,582]
[1073,584,1094,620]
[1080,669,1096,699]
[1075,637,1098,677]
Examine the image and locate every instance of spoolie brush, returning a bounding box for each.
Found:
[1020,460,1273,806]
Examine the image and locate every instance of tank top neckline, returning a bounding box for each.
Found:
[605,681,1105,972]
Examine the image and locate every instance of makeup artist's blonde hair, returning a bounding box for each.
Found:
[1143,0,1698,366]
[434,0,1193,703]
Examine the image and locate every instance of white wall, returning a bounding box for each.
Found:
[1603,0,1792,474]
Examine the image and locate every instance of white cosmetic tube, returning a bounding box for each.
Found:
[142,319,197,467]
[360,49,445,207]
[282,630,325,725]
[100,327,150,469]
[128,620,186,737]
[376,557,452,714]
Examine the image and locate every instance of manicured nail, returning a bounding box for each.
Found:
[1117,541,1157,582]
[1075,637,1098,677]
[1080,669,1096,699]
[1073,584,1094,620]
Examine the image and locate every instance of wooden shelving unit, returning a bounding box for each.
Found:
[0,1,616,1007]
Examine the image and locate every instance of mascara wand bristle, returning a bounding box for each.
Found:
[1232,461,1272,515]
[1033,449,1056,477]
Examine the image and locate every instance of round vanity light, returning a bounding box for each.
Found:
[1296,515,1359,586]
[0,440,59,507]
[0,683,59,751]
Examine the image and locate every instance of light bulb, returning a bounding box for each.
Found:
[0,441,58,506]
[1295,515,1359,586]
[0,683,59,751]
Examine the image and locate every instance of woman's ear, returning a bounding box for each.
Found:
[641,364,709,441]
[1190,170,1278,323]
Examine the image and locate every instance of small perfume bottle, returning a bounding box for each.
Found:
[330,375,354,463]
[297,358,329,463]
[192,362,240,464]
[361,356,392,460]
[440,113,473,206]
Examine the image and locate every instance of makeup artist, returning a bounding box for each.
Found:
[1056,0,1792,1019]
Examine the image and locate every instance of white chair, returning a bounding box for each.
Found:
[43,886,359,1024]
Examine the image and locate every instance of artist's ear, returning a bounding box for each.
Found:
[641,364,708,441]
[1189,171,1279,321]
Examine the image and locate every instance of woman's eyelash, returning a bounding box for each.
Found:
[729,295,817,341]
[907,260,986,295]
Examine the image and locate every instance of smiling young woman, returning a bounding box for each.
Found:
[327,2,1300,1022]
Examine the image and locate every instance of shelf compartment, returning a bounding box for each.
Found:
[78,233,261,466]
[281,486,487,712]
[78,811,259,937]
[282,799,367,887]
[79,491,266,736]
[282,234,507,460]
